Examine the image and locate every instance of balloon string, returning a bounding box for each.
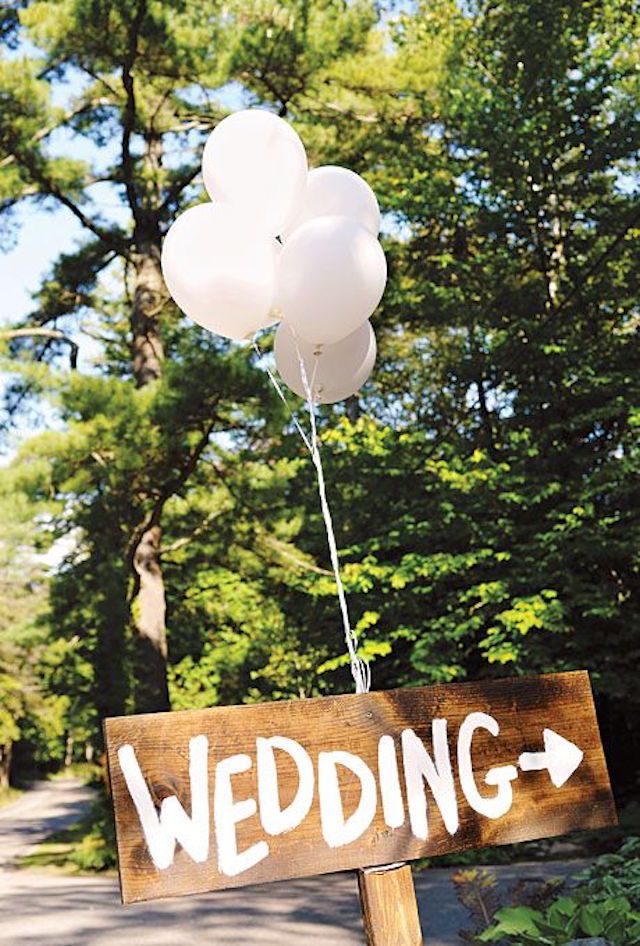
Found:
[253,334,370,695]
[252,340,312,453]
[296,345,371,695]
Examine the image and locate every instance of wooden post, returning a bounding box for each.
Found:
[357,863,423,946]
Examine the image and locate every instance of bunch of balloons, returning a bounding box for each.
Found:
[161,109,387,404]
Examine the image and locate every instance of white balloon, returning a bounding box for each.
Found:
[277,215,387,345]
[161,202,277,340]
[274,320,376,404]
[284,165,381,238]
[202,109,308,236]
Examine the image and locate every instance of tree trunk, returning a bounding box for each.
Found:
[131,248,164,386]
[129,223,170,713]
[92,538,130,724]
[64,733,74,768]
[0,741,12,789]
[546,190,565,308]
[476,374,498,460]
[468,326,498,459]
[131,522,170,711]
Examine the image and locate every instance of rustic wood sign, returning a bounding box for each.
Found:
[105,670,616,905]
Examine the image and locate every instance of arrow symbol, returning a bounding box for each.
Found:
[518,728,584,788]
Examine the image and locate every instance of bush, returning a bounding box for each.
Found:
[465,838,640,945]
[477,895,640,945]
[67,790,117,872]
[574,837,640,906]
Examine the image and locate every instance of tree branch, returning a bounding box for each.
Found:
[549,202,640,321]
[120,0,148,226]
[260,533,333,576]
[0,97,112,171]
[159,508,228,556]
[5,146,129,256]
[1,327,78,369]
[127,410,220,563]
[159,166,201,214]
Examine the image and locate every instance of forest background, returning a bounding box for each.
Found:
[0,0,638,841]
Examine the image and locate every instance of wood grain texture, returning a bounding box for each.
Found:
[358,865,423,946]
[104,670,616,904]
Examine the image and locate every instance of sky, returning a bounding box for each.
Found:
[1,40,87,325]
[1,205,84,327]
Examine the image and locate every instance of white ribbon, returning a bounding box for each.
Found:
[254,335,370,695]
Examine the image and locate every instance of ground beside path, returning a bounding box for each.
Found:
[0,778,95,868]
[0,778,583,946]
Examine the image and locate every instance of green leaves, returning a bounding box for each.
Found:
[479,895,640,945]
[477,905,542,941]
[473,840,640,944]
[1,0,639,795]
[481,590,564,665]
[576,837,640,906]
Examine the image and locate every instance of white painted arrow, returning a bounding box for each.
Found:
[518,728,584,788]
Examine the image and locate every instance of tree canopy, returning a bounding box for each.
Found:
[1,0,638,799]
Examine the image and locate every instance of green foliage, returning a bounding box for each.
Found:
[20,788,116,873]
[478,896,640,945]
[0,472,68,776]
[575,837,640,906]
[66,791,117,873]
[0,0,639,803]
[474,840,640,944]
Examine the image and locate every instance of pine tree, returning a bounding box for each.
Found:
[0,0,382,715]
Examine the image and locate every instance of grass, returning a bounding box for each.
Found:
[19,816,93,874]
[19,774,117,876]
[0,785,23,809]
[47,762,102,782]
[19,804,117,875]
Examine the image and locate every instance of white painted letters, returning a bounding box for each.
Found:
[214,753,269,876]
[402,722,459,839]
[318,750,377,848]
[378,734,405,829]
[458,712,518,819]
[118,735,209,870]
[257,736,314,835]
[118,712,584,880]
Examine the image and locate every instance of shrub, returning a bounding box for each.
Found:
[468,838,640,945]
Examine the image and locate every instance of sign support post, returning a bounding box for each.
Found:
[358,863,423,946]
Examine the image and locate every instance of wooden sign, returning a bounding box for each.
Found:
[104,670,616,905]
